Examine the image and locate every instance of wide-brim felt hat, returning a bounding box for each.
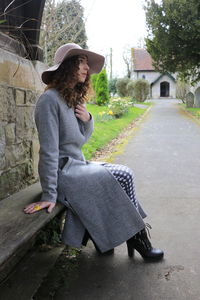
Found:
[41,43,105,84]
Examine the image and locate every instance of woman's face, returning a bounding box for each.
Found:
[77,55,89,83]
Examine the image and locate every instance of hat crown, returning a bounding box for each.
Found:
[54,43,82,64]
[42,43,105,84]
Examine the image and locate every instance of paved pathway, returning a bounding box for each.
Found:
[55,99,200,300]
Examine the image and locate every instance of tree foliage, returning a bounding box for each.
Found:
[175,79,190,103]
[91,73,98,91]
[108,77,118,96]
[89,73,99,103]
[40,0,87,65]
[145,0,200,83]
[95,69,110,106]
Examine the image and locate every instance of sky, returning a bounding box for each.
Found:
[80,0,148,77]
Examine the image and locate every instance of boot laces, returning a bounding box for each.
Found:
[139,223,152,250]
[145,223,152,239]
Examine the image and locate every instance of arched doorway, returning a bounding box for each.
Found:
[160,81,170,97]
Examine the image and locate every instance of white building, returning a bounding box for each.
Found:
[131,48,176,99]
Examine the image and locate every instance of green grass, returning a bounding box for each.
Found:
[82,103,148,160]
[186,107,200,115]
[182,104,200,118]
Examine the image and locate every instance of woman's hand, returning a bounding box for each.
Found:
[24,201,56,214]
[75,104,90,122]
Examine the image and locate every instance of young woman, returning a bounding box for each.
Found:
[24,43,164,260]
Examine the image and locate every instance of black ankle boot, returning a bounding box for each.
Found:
[82,230,114,255]
[127,227,164,261]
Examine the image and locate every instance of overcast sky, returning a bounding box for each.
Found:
[80,0,148,77]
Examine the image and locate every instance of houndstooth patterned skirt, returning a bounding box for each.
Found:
[104,163,138,210]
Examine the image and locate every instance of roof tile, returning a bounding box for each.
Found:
[132,48,155,71]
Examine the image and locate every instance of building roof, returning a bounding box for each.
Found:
[132,48,155,71]
[151,73,176,86]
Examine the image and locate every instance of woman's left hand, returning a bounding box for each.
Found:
[75,104,90,122]
[24,201,56,214]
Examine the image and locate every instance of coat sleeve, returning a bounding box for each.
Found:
[81,114,94,141]
[35,93,59,203]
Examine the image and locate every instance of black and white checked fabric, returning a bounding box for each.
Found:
[104,163,138,210]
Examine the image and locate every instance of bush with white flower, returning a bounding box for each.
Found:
[108,98,131,118]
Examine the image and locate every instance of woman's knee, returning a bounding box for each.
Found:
[121,167,134,180]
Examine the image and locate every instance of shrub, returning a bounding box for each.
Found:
[95,69,110,106]
[126,80,135,100]
[109,77,118,96]
[116,77,131,97]
[108,98,130,118]
[133,79,150,102]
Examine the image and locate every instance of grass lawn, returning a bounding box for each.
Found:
[182,104,200,118]
[186,107,200,116]
[82,103,149,160]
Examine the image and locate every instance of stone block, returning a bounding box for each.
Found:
[0,123,6,170]
[0,87,16,123]
[16,106,36,141]
[5,143,26,168]
[26,90,38,104]
[0,156,6,172]
[0,49,45,92]
[31,139,39,178]
[5,123,15,145]
[0,122,5,144]
[7,88,16,123]
[16,89,25,105]
[0,164,28,200]
[0,171,10,199]
[0,86,7,121]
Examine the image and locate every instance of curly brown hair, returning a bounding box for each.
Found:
[46,55,90,108]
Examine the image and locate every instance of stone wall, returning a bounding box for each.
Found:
[0,48,46,200]
[132,70,161,83]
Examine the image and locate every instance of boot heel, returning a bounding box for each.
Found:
[82,230,90,246]
[127,242,134,257]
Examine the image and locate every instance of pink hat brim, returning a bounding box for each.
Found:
[41,48,105,84]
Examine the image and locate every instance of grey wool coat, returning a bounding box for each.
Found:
[35,88,146,252]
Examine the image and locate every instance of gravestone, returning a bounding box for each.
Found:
[194,87,200,108]
[186,92,194,108]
